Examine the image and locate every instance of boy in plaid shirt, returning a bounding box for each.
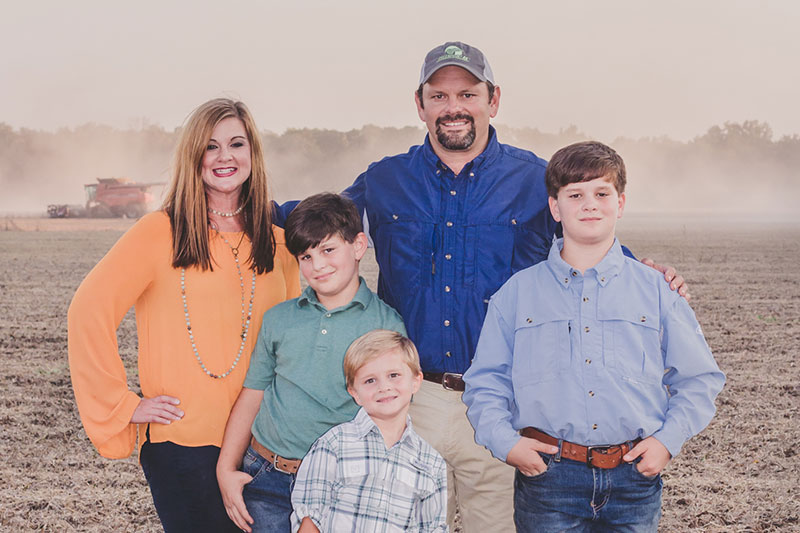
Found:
[292,330,448,532]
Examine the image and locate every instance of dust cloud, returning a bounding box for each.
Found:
[1,121,797,219]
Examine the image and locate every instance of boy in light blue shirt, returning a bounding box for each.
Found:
[463,141,725,532]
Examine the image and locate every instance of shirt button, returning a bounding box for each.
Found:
[445,253,452,260]
[445,351,452,357]
[446,221,453,227]
[392,214,398,220]
[571,271,577,277]
[469,172,475,177]
[600,276,606,282]
[583,297,589,302]
[585,358,592,364]
[588,391,595,397]
[526,318,532,323]
[445,285,451,292]
[436,170,441,175]
[325,313,331,318]
[321,329,328,335]
[444,320,451,327]
[564,278,569,284]
[592,424,598,430]
[584,326,590,333]
[450,190,457,196]
[640,316,647,323]
[511,219,517,225]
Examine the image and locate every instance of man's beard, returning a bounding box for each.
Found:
[435,113,476,151]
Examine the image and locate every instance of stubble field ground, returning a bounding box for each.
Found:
[0,214,798,532]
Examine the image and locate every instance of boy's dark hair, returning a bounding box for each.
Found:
[285,193,363,256]
[545,141,627,198]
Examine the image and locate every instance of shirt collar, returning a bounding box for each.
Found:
[421,125,500,174]
[296,276,373,311]
[546,237,625,288]
[352,407,419,449]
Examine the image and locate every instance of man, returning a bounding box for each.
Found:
[343,42,546,531]
[284,41,687,532]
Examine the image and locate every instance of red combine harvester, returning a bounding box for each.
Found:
[47,178,164,218]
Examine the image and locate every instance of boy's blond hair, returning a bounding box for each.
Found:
[344,330,421,388]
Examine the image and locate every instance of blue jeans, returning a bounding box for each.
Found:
[514,454,662,532]
[139,439,239,533]
[241,445,296,533]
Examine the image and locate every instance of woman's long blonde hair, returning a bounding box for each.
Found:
[163,98,276,274]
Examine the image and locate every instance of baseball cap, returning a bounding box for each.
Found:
[418,41,495,85]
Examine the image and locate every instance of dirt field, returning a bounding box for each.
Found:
[1,215,798,532]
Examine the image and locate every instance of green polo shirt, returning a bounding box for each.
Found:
[244,277,406,459]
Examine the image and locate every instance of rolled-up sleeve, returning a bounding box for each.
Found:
[291,437,338,532]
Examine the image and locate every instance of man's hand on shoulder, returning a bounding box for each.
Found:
[640,258,690,301]
[506,437,559,477]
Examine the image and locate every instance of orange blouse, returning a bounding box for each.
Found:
[68,211,300,459]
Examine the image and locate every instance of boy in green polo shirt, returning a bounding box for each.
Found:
[216,193,406,533]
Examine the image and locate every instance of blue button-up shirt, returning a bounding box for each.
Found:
[343,127,558,374]
[463,239,725,461]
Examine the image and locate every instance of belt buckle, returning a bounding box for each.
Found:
[441,372,462,391]
[585,445,612,468]
[272,454,293,475]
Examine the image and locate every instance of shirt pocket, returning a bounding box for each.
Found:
[599,304,663,384]
[373,218,432,290]
[386,478,422,531]
[335,472,419,531]
[512,311,572,386]
[465,222,514,295]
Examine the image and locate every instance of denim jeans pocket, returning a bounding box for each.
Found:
[518,452,556,481]
[242,446,273,484]
[631,459,660,482]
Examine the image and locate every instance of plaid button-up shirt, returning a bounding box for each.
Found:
[291,408,448,532]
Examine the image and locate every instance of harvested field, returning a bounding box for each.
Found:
[1,215,798,532]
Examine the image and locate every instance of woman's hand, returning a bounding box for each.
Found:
[130,395,184,424]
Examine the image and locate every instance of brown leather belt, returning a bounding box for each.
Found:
[250,437,301,474]
[422,372,465,391]
[521,428,640,469]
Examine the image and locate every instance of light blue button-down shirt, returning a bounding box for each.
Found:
[463,238,725,461]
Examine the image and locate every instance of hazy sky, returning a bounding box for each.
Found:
[2,0,798,141]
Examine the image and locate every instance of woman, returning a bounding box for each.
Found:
[68,99,300,532]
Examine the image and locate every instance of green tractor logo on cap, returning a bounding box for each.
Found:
[445,45,464,57]
[438,45,470,63]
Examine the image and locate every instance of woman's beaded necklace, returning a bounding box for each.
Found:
[180,229,255,379]
[208,204,244,217]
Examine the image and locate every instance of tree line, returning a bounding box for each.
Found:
[0,120,797,215]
